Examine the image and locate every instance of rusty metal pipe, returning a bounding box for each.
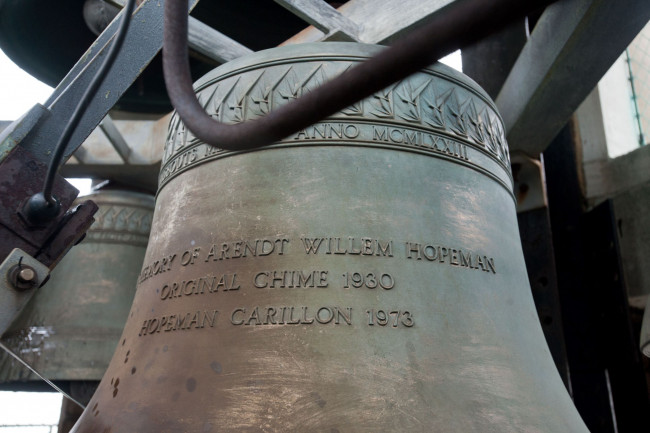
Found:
[163,0,555,151]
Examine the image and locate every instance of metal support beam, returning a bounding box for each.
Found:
[19,0,198,166]
[274,0,360,41]
[497,0,650,156]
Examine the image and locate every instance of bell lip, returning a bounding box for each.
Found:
[192,42,498,113]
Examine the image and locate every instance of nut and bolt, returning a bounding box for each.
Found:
[8,263,38,291]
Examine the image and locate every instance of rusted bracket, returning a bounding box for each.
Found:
[0,143,99,269]
[0,0,201,270]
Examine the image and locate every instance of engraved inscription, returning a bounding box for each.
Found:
[159,273,240,300]
[366,309,414,327]
[230,306,352,326]
[300,237,393,256]
[253,270,328,289]
[342,272,394,290]
[139,254,177,283]
[138,310,218,336]
[204,238,290,262]
[405,241,496,273]
[372,126,469,161]
[293,123,360,140]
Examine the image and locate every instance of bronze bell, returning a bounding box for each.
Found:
[72,43,589,432]
[0,189,154,386]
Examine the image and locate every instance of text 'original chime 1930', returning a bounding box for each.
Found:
[71,43,589,432]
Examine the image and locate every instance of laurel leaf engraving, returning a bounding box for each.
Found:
[227,81,250,124]
[302,64,327,94]
[249,71,274,118]
[161,59,512,189]
[422,85,448,130]
[371,82,399,118]
[486,115,503,159]
[444,88,468,137]
[396,78,430,123]
[276,66,302,106]
[466,100,486,145]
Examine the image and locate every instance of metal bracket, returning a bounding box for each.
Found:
[0,249,50,337]
[511,152,548,213]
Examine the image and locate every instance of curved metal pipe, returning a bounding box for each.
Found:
[163,0,555,151]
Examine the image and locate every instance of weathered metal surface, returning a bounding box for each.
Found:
[72,44,587,432]
[0,190,154,383]
[496,0,650,156]
[0,104,49,164]
[0,249,50,337]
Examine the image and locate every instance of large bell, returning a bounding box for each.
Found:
[0,189,154,386]
[72,43,589,431]
[0,0,313,113]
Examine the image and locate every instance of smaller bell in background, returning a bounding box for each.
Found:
[0,188,154,387]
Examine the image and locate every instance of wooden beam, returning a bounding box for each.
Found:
[584,144,650,201]
[281,0,456,45]
[274,0,360,41]
[60,162,161,193]
[496,0,650,156]
[110,0,253,64]
[99,115,133,164]
[188,17,253,64]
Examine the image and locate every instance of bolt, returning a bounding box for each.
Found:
[8,264,38,291]
[17,267,36,284]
